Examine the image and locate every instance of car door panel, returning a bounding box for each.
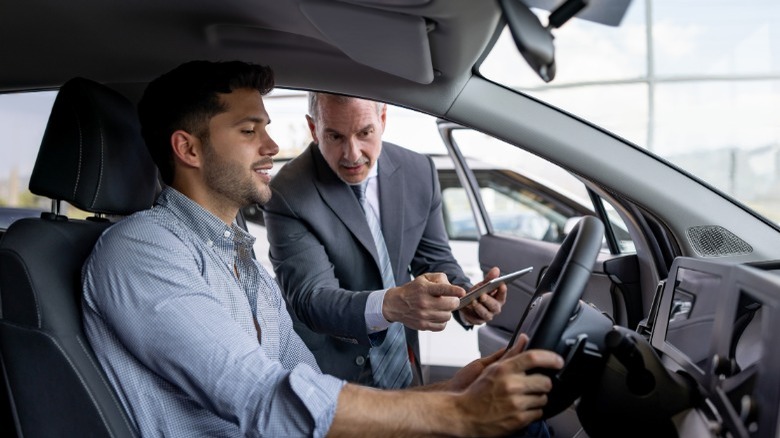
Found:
[477,233,618,355]
[478,233,558,335]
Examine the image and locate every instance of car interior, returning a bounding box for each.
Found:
[2,0,780,437]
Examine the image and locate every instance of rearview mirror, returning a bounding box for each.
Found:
[499,0,556,82]
[499,0,616,83]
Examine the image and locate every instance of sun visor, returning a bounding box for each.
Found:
[299,0,434,84]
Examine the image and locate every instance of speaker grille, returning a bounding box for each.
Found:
[686,225,752,257]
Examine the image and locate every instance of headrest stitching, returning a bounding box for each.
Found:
[73,111,84,200]
[91,117,105,210]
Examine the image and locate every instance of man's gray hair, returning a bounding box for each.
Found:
[308,92,384,122]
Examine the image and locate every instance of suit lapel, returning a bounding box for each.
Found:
[310,145,380,265]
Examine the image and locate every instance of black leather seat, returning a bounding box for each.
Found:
[0,77,158,437]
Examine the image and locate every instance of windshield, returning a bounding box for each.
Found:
[480,0,780,223]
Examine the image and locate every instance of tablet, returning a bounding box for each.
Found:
[457,266,533,310]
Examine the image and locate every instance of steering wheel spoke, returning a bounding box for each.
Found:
[510,215,605,351]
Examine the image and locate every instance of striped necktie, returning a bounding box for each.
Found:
[352,181,413,389]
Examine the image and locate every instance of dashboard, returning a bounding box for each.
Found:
[648,257,780,438]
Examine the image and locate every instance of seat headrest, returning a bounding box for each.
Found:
[29,77,158,216]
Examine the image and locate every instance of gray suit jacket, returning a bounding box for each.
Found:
[263,142,471,384]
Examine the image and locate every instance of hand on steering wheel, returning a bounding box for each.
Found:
[507,216,606,419]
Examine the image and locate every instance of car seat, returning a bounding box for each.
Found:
[0,77,158,437]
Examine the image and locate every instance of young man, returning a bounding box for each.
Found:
[263,92,508,388]
[82,60,561,437]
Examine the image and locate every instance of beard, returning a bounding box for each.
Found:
[201,139,272,207]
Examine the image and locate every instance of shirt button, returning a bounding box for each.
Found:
[355,356,365,366]
[223,230,231,238]
[206,240,213,247]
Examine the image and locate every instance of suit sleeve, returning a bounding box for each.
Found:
[263,188,375,346]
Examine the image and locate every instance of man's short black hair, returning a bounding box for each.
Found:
[138,60,274,185]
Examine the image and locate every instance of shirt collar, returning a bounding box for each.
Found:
[367,160,379,180]
[345,160,379,188]
[155,186,256,249]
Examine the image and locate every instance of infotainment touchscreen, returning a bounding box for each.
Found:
[650,257,731,380]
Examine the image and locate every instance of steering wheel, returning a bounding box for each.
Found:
[509,215,605,352]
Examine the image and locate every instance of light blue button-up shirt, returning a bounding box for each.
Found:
[82,187,344,437]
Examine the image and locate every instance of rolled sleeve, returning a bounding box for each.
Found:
[289,366,345,438]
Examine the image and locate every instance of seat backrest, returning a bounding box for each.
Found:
[0,77,158,437]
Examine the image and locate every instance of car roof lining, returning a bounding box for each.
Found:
[1,0,501,116]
